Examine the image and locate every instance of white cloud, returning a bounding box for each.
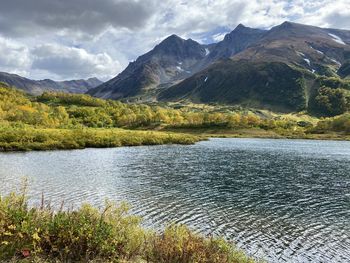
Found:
[212,32,228,42]
[289,0,350,29]
[0,37,31,76]
[31,44,122,81]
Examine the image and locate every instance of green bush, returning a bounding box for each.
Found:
[313,87,349,116]
[309,113,350,134]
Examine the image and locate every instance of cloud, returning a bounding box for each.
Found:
[0,37,31,76]
[0,0,156,38]
[324,11,350,30]
[31,44,122,81]
[212,32,229,42]
[293,0,350,30]
[0,0,350,81]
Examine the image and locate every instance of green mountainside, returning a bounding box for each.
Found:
[159,61,308,112]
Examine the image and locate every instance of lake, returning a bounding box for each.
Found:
[1,138,350,262]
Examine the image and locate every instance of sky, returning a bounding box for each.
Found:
[0,0,349,81]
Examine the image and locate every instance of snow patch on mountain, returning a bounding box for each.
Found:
[303,58,311,66]
[328,33,346,45]
[310,46,324,55]
[176,66,184,71]
[298,52,311,66]
[329,57,341,66]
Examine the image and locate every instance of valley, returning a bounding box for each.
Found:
[1,16,350,263]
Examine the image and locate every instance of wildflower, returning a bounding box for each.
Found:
[21,248,30,258]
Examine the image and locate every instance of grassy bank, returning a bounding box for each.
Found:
[0,125,201,151]
[0,189,257,263]
[163,127,350,141]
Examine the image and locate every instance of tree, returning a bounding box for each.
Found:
[314,86,348,116]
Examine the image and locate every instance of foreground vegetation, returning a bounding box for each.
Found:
[0,188,257,263]
[0,82,349,151]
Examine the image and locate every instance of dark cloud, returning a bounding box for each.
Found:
[0,0,156,37]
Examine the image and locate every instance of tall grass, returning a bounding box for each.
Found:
[0,125,201,151]
[0,187,257,263]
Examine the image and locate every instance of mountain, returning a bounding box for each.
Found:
[88,24,268,101]
[87,35,207,100]
[232,21,350,74]
[89,21,350,112]
[0,72,102,95]
[159,22,350,111]
[187,24,268,77]
[205,24,266,61]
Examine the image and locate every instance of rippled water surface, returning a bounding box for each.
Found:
[1,138,350,262]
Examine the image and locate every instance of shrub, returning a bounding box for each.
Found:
[314,87,348,116]
[0,189,257,263]
[147,225,255,263]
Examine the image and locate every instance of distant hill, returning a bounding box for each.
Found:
[87,21,350,112]
[0,72,102,95]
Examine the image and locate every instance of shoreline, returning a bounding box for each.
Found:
[163,127,350,140]
[0,127,349,152]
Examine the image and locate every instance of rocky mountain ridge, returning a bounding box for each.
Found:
[0,72,102,95]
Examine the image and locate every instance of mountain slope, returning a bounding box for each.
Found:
[159,60,307,112]
[0,72,102,95]
[158,22,350,111]
[206,24,266,61]
[233,22,350,75]
[87,35,207,100]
